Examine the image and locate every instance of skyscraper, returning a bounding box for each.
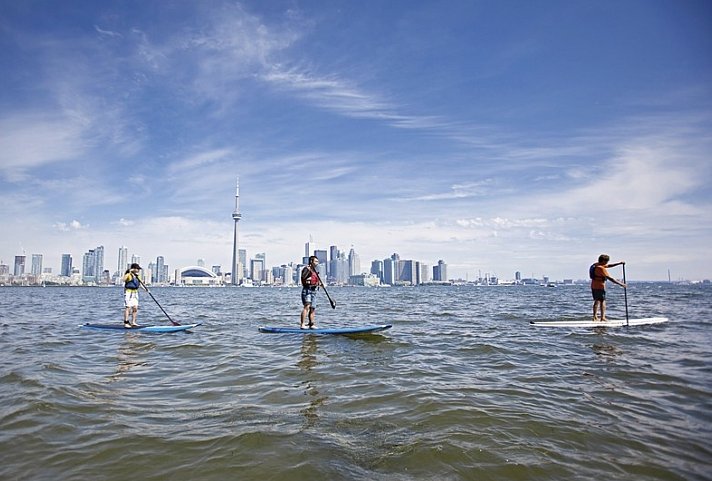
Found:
[118,246,128,275]
[433,259,448,282]
[82,249,96,283]
[314,249,327,278]
[348,247,360,277]
[95,246,105,283]
[31,254,43,277]
[14,255,26,276]
[61,254,72,277]
[156,256,165,283]
[231,178,242,285]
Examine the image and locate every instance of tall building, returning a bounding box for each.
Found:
[251,255,265,283]
[61,254,72,277]
[156,256,165,283]
[239,249,247,279]
[231,178,242,285]
[14,255,26,276]
[82,249,96,283]
[420,263,431,283]
[397,259,416,284]
[118,246,128,275]
[328,245,340,282]
[348,247,360,277]
[314,249,327,278]
[305,238,315,261]
[370,260,383,281]
[95,246,105,284]
[79,245,105,283]
[433,259,448,282]
[383,257,396,285]
[31,254,43,277]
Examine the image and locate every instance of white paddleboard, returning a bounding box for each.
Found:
[530,317,668,328]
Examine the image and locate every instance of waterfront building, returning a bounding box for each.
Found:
[117,246,128,275]
[82,250,96,283]
[329,245,341,283]
[14,255,26,276]
[348,247,360,277]
[433,259,448,282]
[156,256,166,283]
[382,257,396,285]
[175,266,223,286]
[251,254,265,283]
[370,260,383,281]
[420,263,431,283]
[95,246,105,283]
[239,249,247,279]
[31,254,43,277]
[314,249,327,278]
[397,259,417,285]
[61,254,72,277]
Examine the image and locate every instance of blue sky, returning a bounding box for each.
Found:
[1,0,711,281]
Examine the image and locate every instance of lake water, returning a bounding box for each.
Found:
[1,284,710,481]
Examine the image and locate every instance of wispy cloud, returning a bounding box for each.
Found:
[0,112,88,178]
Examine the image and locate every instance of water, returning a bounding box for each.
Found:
[1,284,710,481]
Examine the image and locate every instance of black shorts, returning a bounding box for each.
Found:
[591,289,606,301]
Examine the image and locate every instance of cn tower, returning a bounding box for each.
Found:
[231,178,242,285]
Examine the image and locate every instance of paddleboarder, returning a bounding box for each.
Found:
[123,263,146,328]
[300,256,321,329]
[590,254,627,321]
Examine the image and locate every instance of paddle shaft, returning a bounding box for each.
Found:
[622,264,629,326]
[138,278,180,325]
[315,271,336,309]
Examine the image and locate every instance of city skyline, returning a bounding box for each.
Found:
[1,2,711,281]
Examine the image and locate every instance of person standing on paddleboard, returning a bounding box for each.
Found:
[300,256,321,329]
[123,263,145,328]
[590,254,626,321]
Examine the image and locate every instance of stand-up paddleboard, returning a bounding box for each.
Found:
[259,324,392,335]
[80,322,202,333]
[530,317,668,328]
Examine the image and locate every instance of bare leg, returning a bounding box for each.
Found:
[131,307,139,326]
[593,300,600,321]
[600,300,607,321]
[300,304,311,328]
[309,307,316,328]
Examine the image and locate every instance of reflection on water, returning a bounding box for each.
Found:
[592,343,624,358]
[109,334,155,383]
[298,335,328,429]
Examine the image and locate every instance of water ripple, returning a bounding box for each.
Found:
[0,284,710,480]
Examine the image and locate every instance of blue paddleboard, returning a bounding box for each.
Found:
[258,324,392,335]
[80,322,202,333]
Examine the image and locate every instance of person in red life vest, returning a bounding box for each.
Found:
[122,263,146,328]
[590,254,626,321]
[300,256,322,329]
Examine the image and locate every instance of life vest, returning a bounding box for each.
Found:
[125,273,140,290]
[589,264,605,280]
[301,267,319,288]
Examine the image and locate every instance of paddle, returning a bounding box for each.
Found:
[138,278,181,326]
[622,263,629,326]
[315,271,336,309]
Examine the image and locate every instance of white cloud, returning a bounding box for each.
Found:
[54,220,87,232]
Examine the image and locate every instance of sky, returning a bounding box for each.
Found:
[1,0,711,281]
